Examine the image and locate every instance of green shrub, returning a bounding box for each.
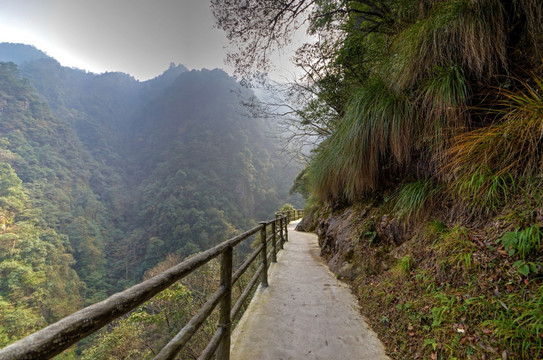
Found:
[500,225,541,260]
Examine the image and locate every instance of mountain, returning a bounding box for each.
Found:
[0,43,50,64]
[0,43,302,346]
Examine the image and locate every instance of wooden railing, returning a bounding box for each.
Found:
[0,209,305,360]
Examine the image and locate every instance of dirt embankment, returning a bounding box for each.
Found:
[298,200,543,360]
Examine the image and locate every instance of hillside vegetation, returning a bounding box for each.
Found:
[214,0,543,358]
[0,44,301,349]
[300,1,543,358]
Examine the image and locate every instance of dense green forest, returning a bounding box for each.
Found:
[0,43,301,348]
[213,0,543,359]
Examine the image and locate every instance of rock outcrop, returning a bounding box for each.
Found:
[304,202,409,281]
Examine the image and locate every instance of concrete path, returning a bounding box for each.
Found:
[230,221,389,360]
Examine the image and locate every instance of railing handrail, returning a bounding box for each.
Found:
[0,208,305,360]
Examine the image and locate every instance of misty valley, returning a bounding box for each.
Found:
[0,43,302,356]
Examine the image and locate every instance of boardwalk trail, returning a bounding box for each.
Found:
[230,220,390,360]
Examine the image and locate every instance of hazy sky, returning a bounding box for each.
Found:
[0,0,303,80]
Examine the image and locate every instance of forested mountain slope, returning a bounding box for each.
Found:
[122,69,294,278]
[0,43,301,346]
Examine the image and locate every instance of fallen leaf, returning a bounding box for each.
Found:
[453,323,467,333]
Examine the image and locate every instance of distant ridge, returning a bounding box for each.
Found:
[141,62,188,91]
[0,43,51,64]
[0,42,191,83]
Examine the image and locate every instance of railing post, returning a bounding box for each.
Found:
[271,221,277,263]
[278,216,284,250]
[259,222,268,287]
[285,215,289,243]
[217,246,233,360]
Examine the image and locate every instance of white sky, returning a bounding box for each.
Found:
[0,0,305,81]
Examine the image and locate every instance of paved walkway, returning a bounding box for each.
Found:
[230,220,389,360]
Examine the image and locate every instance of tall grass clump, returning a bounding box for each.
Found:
[304,0,543,208]
[392,0,507,90]
[450,77,543,176]
[514,0,543,66]
[308,77,416,202]
[417,64,471,170]
[452,166,516,213]
[447,76,543,211]
[391,179,443,221]
[419,64,469,126]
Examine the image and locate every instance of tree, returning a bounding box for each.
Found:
[81,255,218,359]
[211,1,386,159]
[0,163,83,346]
[211,0,393,75]
[0,163,25,218]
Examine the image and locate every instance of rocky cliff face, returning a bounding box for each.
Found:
[297,201,411,281]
